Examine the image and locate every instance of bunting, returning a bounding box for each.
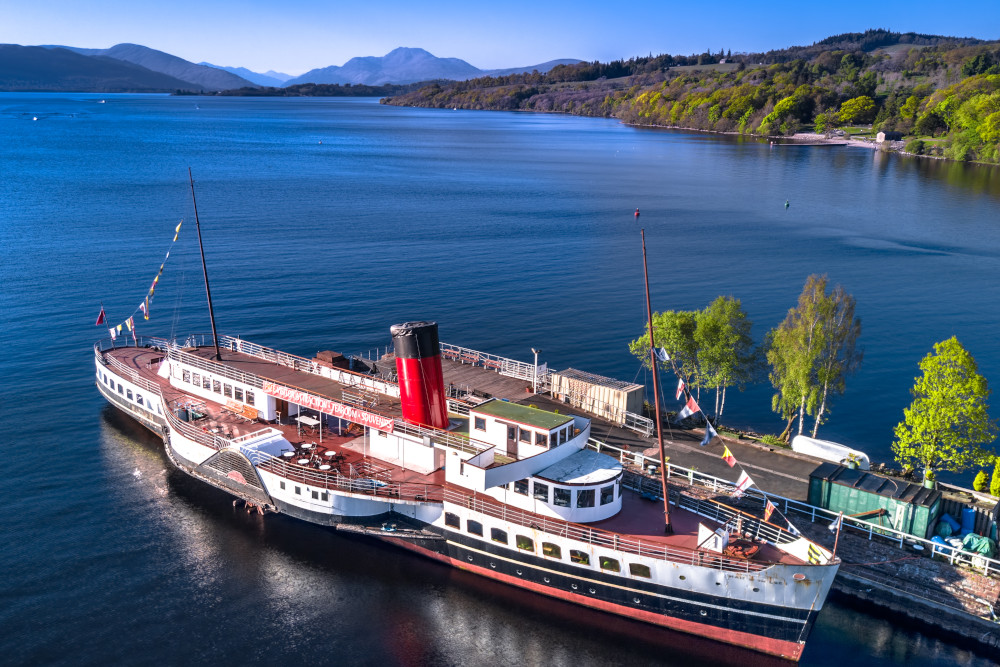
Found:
[721,445,736,467]
[677,396,700,420]
[731,470,754,498]
[764,500,776,523]
[675,378,685,400]
[655,347,670,362]
[787,520,801,536]
[701,421,718,447]
[96,219,182,341]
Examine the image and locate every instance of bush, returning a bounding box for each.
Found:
[904,139,926,155]
[991,459,1000,497]
[973,469,989,492]
[760,434,784,447]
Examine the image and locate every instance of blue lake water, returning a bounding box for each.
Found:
[1,93,999,665]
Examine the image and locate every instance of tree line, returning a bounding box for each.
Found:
[630,277,998,483]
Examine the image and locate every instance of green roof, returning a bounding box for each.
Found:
[472,399,573,430]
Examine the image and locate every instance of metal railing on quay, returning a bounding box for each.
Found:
[588,436,1000,577]
[443,489,765,573]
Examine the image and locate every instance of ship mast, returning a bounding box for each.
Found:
[642,229,672,534]
[188,168,222,361]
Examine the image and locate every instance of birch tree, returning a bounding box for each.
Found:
[629,310,700,393]
[812,285,863,436]
[695,296,758,418]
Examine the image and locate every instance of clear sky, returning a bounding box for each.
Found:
[4,0,1000,75]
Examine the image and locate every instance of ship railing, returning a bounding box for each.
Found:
[390,420,496,458]
[245,450,443,503]
[439,342,551,388]
[96,344,164,395]
[446,399,471,416]
[443,489,766,573]
[589,437,1000,578]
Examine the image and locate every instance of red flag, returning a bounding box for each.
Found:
[764,500,776,523]
[95,307,106,326]
[675,378,685,400]
[722,446,736,467]
[676,396,699,420]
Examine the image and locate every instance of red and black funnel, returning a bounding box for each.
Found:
[391,321,449,430]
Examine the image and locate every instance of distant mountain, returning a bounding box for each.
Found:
[483,59,584,77]
[285,47,580,86]
[47,44,256,91]
[199,62,292,87]
[0,44,202,92]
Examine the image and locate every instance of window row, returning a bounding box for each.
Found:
[179,369,254,405]
[445,513,651,578]
[472,417,575,448]
[511,479,617,507]
[279,480,329,501]
[102,372,162,415]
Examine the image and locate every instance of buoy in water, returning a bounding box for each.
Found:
[784,200,790,209]
[634,208,640,217]
[33,116,38,121]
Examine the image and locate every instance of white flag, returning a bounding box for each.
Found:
[655,347,670,362]
[675,378,685,400]
[537,362,548,376]
[732,470,754,498]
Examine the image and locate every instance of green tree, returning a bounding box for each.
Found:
[695,296,758,418]
[766,275,829,441]
[812,285,863,437]
[973,469,989,493]
[991,459,1000,497]
[838,96,877,124]
[629,310,700,392]
[891,337,998,477]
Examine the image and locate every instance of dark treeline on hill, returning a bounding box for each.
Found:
[382,29,1000,164]
[213,81,446,97]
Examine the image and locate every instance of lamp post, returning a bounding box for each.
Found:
[531,348,541,394]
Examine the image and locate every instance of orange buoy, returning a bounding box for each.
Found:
[634,208,640,217]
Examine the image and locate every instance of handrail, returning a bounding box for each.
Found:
[440,342,547,384]
[444,488,767,573]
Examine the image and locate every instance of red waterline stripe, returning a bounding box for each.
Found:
[382,537,805,661]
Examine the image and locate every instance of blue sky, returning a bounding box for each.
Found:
[5,1,1000,75]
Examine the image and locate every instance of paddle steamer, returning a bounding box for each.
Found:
[95,319,838,661]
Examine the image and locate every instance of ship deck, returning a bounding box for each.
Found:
[103,343,806,568]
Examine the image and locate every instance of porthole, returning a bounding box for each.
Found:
[633,597,641,604]
[516,569,523,576]
[588,588,596,594]
[543,577,550,583]
[793,573,806,581]
[467,556,473,562]
[571,583,578,590]
[700,610,708,617]
[752,587,760,592]
[679,575,686,580]
[490,562,496,569]
[715,582,721,586]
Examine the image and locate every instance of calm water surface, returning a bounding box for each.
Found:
[1,94,998,665]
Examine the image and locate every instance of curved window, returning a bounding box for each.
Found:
[600,556,621,573]
[554,488,571,507]
[467,520,483,536]
[533,482,549,502]
[577,489,595,508]
[126,389,133,400]
[629,563,652,578]
[600,485,615,505]
[513,479,529,495]
[491,528,508,544]
[444,512,460,528]
[516,535,535,552]
[570,550,590,565]
[542,542,562,559]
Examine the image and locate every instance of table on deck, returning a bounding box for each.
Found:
[296,414,322,441]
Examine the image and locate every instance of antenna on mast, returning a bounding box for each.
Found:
[642,228,672,534]
[189,168,222,361]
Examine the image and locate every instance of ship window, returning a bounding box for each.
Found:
[245,390,255,405]
[311,490,319,499]
[202,376,211,390]
[182,369,190,383]
[137,396,144,406]
[295,486,301,495]
[519,428,531,444]
[570,550,590,565]
[234,387,244,402]
[600,557,621,573]
[516,535,534,552]
[542,542,562,559]
[445,512,460,528]
[513,479,529,495]
[192,372,200,386]
[467,520,483,536]
[157,404,162,415]
[224,384,233,398]
[117,383,123,394]
[491,528,508,544]
[474,417,486,431]
[280,481,285,490]
[533,482,549,502]
[577,489,595,508]
[213,380,221,394]
[127,389,133,400]
[554,488,571,507]
[536,432,548,447]
[600,485,615,505]
[321,492,328,501]
[629,563,651,578]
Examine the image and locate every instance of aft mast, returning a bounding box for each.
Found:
[188,168,222,361]
[641,228,672,534]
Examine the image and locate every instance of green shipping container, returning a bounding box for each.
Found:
[808,463,942,539]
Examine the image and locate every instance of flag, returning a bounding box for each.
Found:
[701,421,719,447]
[655,347,670,362]
[787,520,801,536]
[125,317,134,331]
[732,470,754,498]
[764,500,776,523]
[109,327,117,341]
[116,324,122,334]
[173,220,182,242]
[675,378,685,400]
[95,306,106,326]
[721,445,736,467]
[140,298,149,320]
[676,396,699,420]
[537,362,548,376]
[828,512,843,533]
